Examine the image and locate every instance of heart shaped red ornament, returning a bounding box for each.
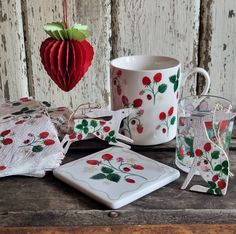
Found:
[40,22,94,92]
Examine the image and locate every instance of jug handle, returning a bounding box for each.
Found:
[181,67,211,98]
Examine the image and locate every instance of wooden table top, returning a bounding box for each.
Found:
[0,139,236,232]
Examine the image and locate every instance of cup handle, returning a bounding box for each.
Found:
[181,67,211,97]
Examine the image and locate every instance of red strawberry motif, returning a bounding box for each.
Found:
[116,70,122,76]
[142,76,151,86]
[117,86,122,95]
[131,120,136,125]
[2,138,13,145]
[168,107,174,116]
[204,143,211,152]
[86,160,99,165]
[147,94,152,100]
[126,178,135,183]
[123,167,131,172]
[217,180,226,190]
[133,164,144,170]
[195,149,203,157]
[20,97,31,102]
[159,112,166,120]
[40,38,94,92]
[205,121,213,129]
[133,99,143,108]
[122,95,129,106]
[153,73,162,82]
[103,126,111,132]
[1,130,10,137]
[69,134,76,139]
[15,120,25,125]
[99,121,106,125]
[179,147,184,156]
[219,120,228,131]
[44,139,55,145]
[136,125,143,134]
[212,175,219,182]
[102,154,113,160]
[77,134,83,140]
[39,132,49,139]
[0,166,6,170]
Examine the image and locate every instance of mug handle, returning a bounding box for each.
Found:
[181,67,211,97]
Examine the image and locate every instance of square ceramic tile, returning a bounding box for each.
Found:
[53,147,180,209]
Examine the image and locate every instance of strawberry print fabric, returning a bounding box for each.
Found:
[0,97,64,177]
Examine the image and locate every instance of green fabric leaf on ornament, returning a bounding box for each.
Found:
[82,119,88,126]
[214,164,222,171]
[177,68,180,79]
[222,160,229,168]
[76,124,83,130]
[174,80,179,92]
[208,181,216,189]
[83,127,89,134]
[12,102,21,106]
[215,188,222,195]
[109,130,115,137]
[42,101,51,107]
[222,168,229,175]
[90,120,98,128]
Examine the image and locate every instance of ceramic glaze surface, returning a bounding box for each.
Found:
[111,56,210,145]
[53,147,180,209]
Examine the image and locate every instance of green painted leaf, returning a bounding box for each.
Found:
[211,151,220,159]
[90,173,106,180]
[83,127,89,134]
[184,137,193,147]
[207,188,215,195]
[82,119,88,126]
[170,116,176,125]
[25,110,35,114]
[111,137,117,143]
[215,188,222,195]
[90,120,98,128]
[109,130,115,137]
[169,75,176,83]
[101,166,114,174]
[105,136,111,142]
[208,181,216,189]
[12,102,21,106]
[222,167,229,175]
[76,124,83,130]
[42,101,51,107]
[158,84,167,93]
[20,107,29,112]
[177,68,180,79]
[11,111,23,115]
[214,164,222,171]
[32,145,44,153]
[106,173,121,183]
[174,80,179,92]
[222,160,229,168]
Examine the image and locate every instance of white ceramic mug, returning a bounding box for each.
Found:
[110,55,210,145]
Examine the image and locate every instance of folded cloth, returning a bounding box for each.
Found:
[0,98,64,177]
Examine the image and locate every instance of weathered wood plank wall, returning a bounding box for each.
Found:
[0,0,235,107]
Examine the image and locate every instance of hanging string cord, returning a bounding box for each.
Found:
[63,0,68,28]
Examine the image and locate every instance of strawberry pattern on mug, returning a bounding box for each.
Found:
[139,73,167,104]
[156,106,176,136]
[120,95,144,138]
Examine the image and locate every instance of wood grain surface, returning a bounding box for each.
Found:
[22,0,111,108]
[198,0,236,102]
[111,0,201,97]
[0,224,236,234]
[0,0,29,100]
[0,143,236,227]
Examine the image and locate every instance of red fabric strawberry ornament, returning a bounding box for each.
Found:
[40,21,94,92]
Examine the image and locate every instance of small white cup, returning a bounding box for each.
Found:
[111,55,210,146]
